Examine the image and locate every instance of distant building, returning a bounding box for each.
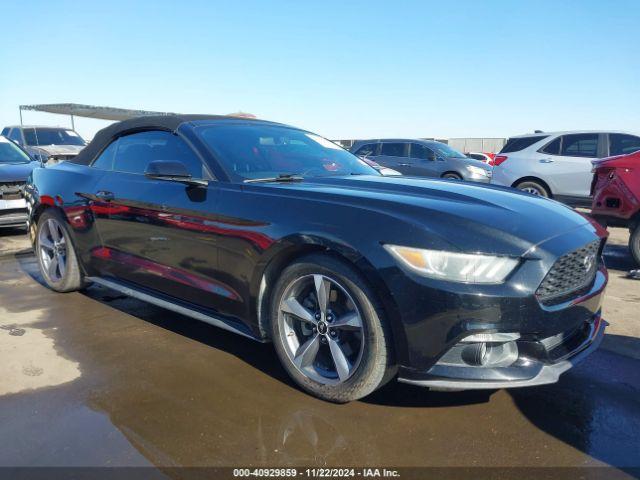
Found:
[447,137,506,154]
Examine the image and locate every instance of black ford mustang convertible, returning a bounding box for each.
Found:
[25,115,607,402]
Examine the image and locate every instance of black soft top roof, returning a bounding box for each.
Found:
[71,114,281,166]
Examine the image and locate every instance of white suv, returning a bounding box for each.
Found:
[490,131,640,206]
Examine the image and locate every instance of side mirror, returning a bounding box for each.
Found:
[144,160,207,186]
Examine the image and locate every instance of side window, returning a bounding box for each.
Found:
[500,135,549,153]
[8,128,23,144]
[540,137,561,155]
[410,143,434,160]
[380,143,408,157]
[113,131,207,178]
[91,140,119,170]
[609,134,640,156]
[355,143,377,157]
[1,128,9,136]
[560,134,598,158]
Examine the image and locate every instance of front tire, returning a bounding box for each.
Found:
[36,209,86,292]
[270,254,395,402]
[629,223,640,267]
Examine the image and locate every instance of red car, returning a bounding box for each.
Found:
[466,152,496,165]
[591,150,640,265]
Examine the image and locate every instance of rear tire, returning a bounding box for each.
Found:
[515,180,550,198]
[629,224,640,267]
[35,209,86,292]
[270,253,395,402]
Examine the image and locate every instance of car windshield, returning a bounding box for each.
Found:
[430,142,467,159]
[197,124,379,181]
[23,128,86,146]
[0,138,32,164]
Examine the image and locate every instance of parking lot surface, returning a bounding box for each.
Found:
[0,227,639,473]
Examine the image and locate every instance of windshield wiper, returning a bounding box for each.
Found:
[244,174,304,184]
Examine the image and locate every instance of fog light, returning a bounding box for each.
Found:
[460,341,518,367]
[461,342,489,366]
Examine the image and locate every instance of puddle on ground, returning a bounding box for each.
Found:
[0,305,80,396]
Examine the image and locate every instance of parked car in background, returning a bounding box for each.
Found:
[0,125,87,165]
[591,150,640,265]
[490,131,640,206]
[359,156,401,176]
[26,115,607,402]
[466,152,496,164]
[349,139,492,183]
[0,136,40,228]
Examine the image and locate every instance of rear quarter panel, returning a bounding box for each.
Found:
[26,162,105,273]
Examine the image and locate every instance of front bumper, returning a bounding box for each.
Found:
[399,313,606,390]
[382,222,608,390]
[0,198,28,227]
[461,172,492,183]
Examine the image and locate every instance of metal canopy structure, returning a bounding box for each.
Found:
[18,104,256,131]
[19,103,176,129]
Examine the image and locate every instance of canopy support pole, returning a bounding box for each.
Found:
[70,114,75,130]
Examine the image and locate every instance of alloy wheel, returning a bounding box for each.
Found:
[38,218,68,283]
[521,186,542,196]
[278,274,365,385]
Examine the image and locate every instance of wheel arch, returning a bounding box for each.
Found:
[29,203,57,245]
[512,176,553,197]
[253,236,404,357]
[441,171,462,179]
[629,210,640,232]
[31,204,90,276]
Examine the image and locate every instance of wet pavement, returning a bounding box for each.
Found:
[0,229,639,476]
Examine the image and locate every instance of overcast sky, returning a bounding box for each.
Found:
[1,0,638,141]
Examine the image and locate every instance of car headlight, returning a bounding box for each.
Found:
[466,165,490,177]
[384,245,519,283]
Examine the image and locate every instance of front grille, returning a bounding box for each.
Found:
[536,240,600,305]
[0,182,25,200]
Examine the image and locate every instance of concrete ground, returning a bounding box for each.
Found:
[0,226,639,474]
[600,228,640,359]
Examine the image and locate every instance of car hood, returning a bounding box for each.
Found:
[259,175,595,256]
[28,145,84,156]
[0,161,40,182]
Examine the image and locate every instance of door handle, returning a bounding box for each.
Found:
[539,158,554,163]
[398,163,411,167]
[95,190,114,201]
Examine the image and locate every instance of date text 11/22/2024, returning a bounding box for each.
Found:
[232,468,400,478]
